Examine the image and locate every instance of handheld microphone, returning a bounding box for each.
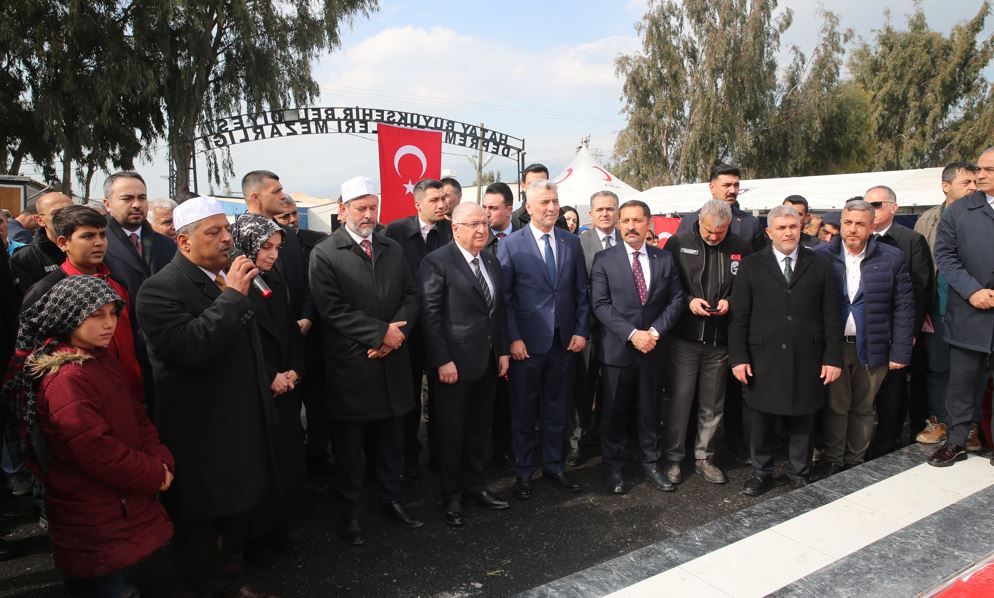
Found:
[226,247,273,299]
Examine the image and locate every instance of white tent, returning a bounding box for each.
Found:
[628,167,944,215]
[551,144,639,214]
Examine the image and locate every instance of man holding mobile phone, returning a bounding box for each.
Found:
[662,200,751,485]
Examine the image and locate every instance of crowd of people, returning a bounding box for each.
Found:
[0,151,992,597]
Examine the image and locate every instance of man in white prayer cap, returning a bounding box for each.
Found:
[309,176,424,546]
[136,196,276,597]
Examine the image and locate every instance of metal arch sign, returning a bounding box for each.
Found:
[194,106,525,158]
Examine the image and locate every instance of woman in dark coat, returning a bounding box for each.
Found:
[4,276,173,597]
[231,213,306,552]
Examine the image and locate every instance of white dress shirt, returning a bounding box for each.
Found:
[986,193,994,207]
[198,265,225,285]
[875,222,892,238]
[771,245,799,279]
[419,217,432,242]
[345,225,372,255]
[596,228,617,250]
[843,245,866,336]
[625,242,657,341]
[455,243,494,299]
[530,222,557,262]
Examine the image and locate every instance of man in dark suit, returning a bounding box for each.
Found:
[419,203,511,526]
[136,197,272,597]
[784,195,820,248]
[572,191,621,466]
[861,186,936,458]
[510,163,569,231]
[102,171,176,305]
[676,163,766,252]
[730,204,843,496]
[482,182,519,469]
[928,148,994,467]
[385,178,453,479]
[310,176,423,545]
[591,199,684,494]
[498,180,590,499]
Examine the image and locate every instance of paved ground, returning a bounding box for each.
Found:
[0,443,807,597]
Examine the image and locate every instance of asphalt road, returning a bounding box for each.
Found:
[0,443,800,598]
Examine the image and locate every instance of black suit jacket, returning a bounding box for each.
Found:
[104,216,176,308]
[136,252,273,522]
[485,223,520,256]
[590,242,684,367]
[309,228,420,421]
[728,245,843,416]
[877,222,934,335]
[418,242,509,381]
[269,222,315,321]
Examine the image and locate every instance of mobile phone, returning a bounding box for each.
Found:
[705,307,720,313]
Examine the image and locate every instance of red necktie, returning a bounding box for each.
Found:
[129,232,143,258]
[360,239,372,258]
[496,232,507,239]
[632,250,647,305]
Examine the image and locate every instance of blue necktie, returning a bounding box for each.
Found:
[542,233,556,284]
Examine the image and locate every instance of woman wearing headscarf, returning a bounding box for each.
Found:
[2,275,173,597]
[230,213,306,558]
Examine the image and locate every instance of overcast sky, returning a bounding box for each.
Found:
[80,0,993,199]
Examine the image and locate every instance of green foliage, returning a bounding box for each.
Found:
[615,0,994,188]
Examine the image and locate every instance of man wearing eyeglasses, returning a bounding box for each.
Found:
[929,148,994,467]
[418,203,510,526]
[861,186,935,460]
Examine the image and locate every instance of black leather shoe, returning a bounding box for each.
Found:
[381,500,424,528]
[466,489,509,510]
[644,468,675,492]
[513,476,533,500]
[442,499,464,527]
[789,478,808,490]
[545,471,581,493]
[400,460,421,481]
[342,519,364,546]
[927,444,967,467]
[824,462,847,476]
[566,447,582,467]
[741,475,774,497]
[606,470,626,495]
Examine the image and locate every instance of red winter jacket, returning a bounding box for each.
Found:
[36,345,174,579]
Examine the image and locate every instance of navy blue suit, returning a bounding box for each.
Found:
[498,225,590,477]
[591,242,684,469]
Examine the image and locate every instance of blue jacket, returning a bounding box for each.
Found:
[498,225,590,354]
[815,236,914,368]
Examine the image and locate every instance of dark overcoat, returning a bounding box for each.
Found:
[136,252,273,523]
[935,191,994,353]
[308,227,420,422]
[250,266,306,531]
[728,245,843,415]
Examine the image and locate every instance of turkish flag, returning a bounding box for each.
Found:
[652,216,682,248]
[377,124,442,225]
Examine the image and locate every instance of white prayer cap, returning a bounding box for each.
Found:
[340,176,379,203]
[173,196,226,231]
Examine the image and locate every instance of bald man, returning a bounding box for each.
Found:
[10,192,72,297]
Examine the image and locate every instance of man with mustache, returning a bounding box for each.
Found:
[590,200,684,494]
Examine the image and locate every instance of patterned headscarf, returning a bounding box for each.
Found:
[231,213,284,264]
[2,275,124,480]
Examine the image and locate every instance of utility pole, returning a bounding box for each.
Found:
[476,122,485,204]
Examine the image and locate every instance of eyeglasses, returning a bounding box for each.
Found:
[867,201,894,209]
[456,221,488,228]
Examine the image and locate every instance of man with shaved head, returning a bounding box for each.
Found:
[10,191,72,296]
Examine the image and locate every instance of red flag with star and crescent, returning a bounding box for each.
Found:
[377,124,443,224]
